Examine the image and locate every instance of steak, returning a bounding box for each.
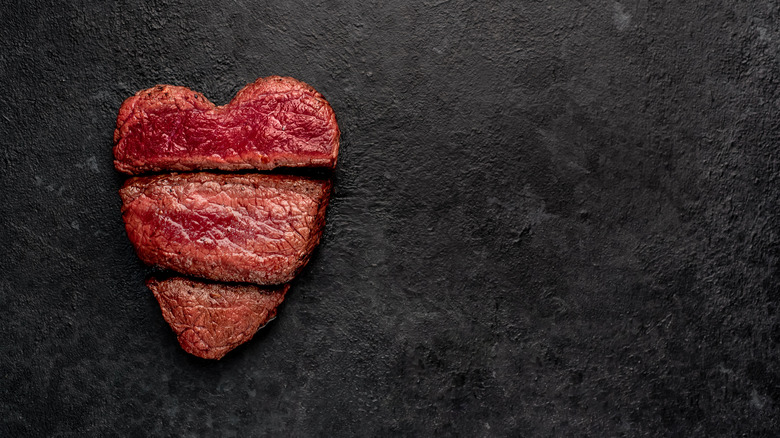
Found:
[113,76,339,174]
[121,172,331,284]
[148,276,289,360]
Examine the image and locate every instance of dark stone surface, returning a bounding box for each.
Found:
[1,0,778,436]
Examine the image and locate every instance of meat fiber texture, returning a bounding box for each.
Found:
[113,76,340,174]
[148,276,289,360]
[120,172,331,285]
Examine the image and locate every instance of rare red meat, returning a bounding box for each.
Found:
[113,76,339,174]
[120,173,331,284]
[148,276,289,360]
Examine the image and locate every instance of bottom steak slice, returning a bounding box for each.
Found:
[148,276,289,360]
[121,172,331,284]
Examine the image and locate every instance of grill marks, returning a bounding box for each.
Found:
[115,77,337,359]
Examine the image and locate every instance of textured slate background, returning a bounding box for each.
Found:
[1,0,779,436]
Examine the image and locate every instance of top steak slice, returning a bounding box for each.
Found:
[148,276,289,360]
[120,172,331,284]
[113,76,339,174]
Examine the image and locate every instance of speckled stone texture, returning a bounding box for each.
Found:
[1,1,778,436]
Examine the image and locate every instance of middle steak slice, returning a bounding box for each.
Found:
[120,172,331,284]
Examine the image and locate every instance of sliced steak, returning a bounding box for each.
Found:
[148,276,289,360]
[114,76,339,174]
[121,173,331,284]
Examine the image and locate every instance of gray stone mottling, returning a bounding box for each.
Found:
[1,0,778,436]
